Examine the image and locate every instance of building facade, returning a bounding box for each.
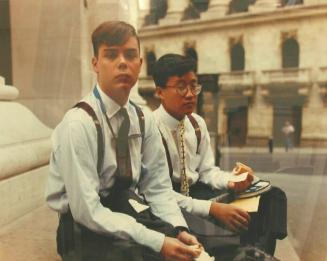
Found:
[138,0,327,147]
[0,0,142,128]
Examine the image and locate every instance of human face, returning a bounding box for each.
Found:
[157,71,199,120]
[92,37,142,105]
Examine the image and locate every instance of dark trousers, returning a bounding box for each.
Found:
[57,190,173,261]
[174,182,287,255]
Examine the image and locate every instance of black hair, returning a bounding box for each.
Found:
[152,53,196,88]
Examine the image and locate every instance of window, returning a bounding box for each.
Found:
[146,51,156,76]
[185,47,198,72]
[282,38,299,68]
[231,43,245,71]
[281,0,303,6]
[144,0,168,25]
[229,0,256,14]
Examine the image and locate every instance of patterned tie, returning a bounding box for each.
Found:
[116,108,133,189]
[178,119,189,196]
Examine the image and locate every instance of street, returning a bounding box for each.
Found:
[220,148,327,261]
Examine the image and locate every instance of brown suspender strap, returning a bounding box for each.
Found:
[74,101,145,175]
[129,101,145,144]
[74,102,104,175]
[187,114,201,154]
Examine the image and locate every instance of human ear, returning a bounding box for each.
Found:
[156,87,164,100]
[92,57,98,73]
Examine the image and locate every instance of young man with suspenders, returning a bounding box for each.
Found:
[152,54,287,256]
[45,22,201,261]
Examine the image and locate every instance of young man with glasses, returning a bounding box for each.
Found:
[153,54,287,256]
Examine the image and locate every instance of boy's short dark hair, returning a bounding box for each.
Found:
[152,53,196,88]
[92,21,140,57]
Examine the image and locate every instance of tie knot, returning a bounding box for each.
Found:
[178,120,185,132]
[119,107,128,118]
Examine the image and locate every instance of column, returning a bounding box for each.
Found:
[302,81,327,146]
[138,0,151,28]
[247,72,273,146]
[201,0,231,19]
[159,0,189,25]
[249,0,280,12]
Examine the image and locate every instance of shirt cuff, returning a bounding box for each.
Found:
[190,198,212,217]
[215,171,231,189]
[137,228,165,252]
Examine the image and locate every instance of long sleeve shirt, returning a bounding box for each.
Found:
[153,105,232,216]
[45,85,187,253]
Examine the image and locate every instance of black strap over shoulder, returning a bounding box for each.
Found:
[74,102,104,174]
[187,114,201,154]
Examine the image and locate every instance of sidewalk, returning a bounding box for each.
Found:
[0,204,299,261]
[0,205,60,261]
[221,146,327,154]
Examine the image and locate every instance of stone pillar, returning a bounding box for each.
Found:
[247,84,273,146]
[138,0,151,28]
[201,0,231,19]
[249,0,280,12]
[302,82,327,146]
[159,0,189,25]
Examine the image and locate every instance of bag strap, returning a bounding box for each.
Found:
[74,102,104,175]
[187,114,201,154]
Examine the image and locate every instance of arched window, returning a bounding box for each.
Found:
[185,48,198,72]
[146,51,156,76]
[282,38,299,68]
[230,43,245,71]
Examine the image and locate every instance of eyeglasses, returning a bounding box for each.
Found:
[166,82,202,97]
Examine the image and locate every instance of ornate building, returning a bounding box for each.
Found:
[138,0,327,147]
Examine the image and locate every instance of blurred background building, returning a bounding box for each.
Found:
[137,0,327,148]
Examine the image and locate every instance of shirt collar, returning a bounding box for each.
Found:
[157,104,185,130]
[96,83,130,119]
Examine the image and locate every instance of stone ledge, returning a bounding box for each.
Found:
[0,166,49,227]
[0,138,51,180]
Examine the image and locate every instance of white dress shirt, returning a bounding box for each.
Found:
[45,85,187,253]
[154,105,232,216]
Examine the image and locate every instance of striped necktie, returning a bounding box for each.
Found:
[178,119,189,196]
